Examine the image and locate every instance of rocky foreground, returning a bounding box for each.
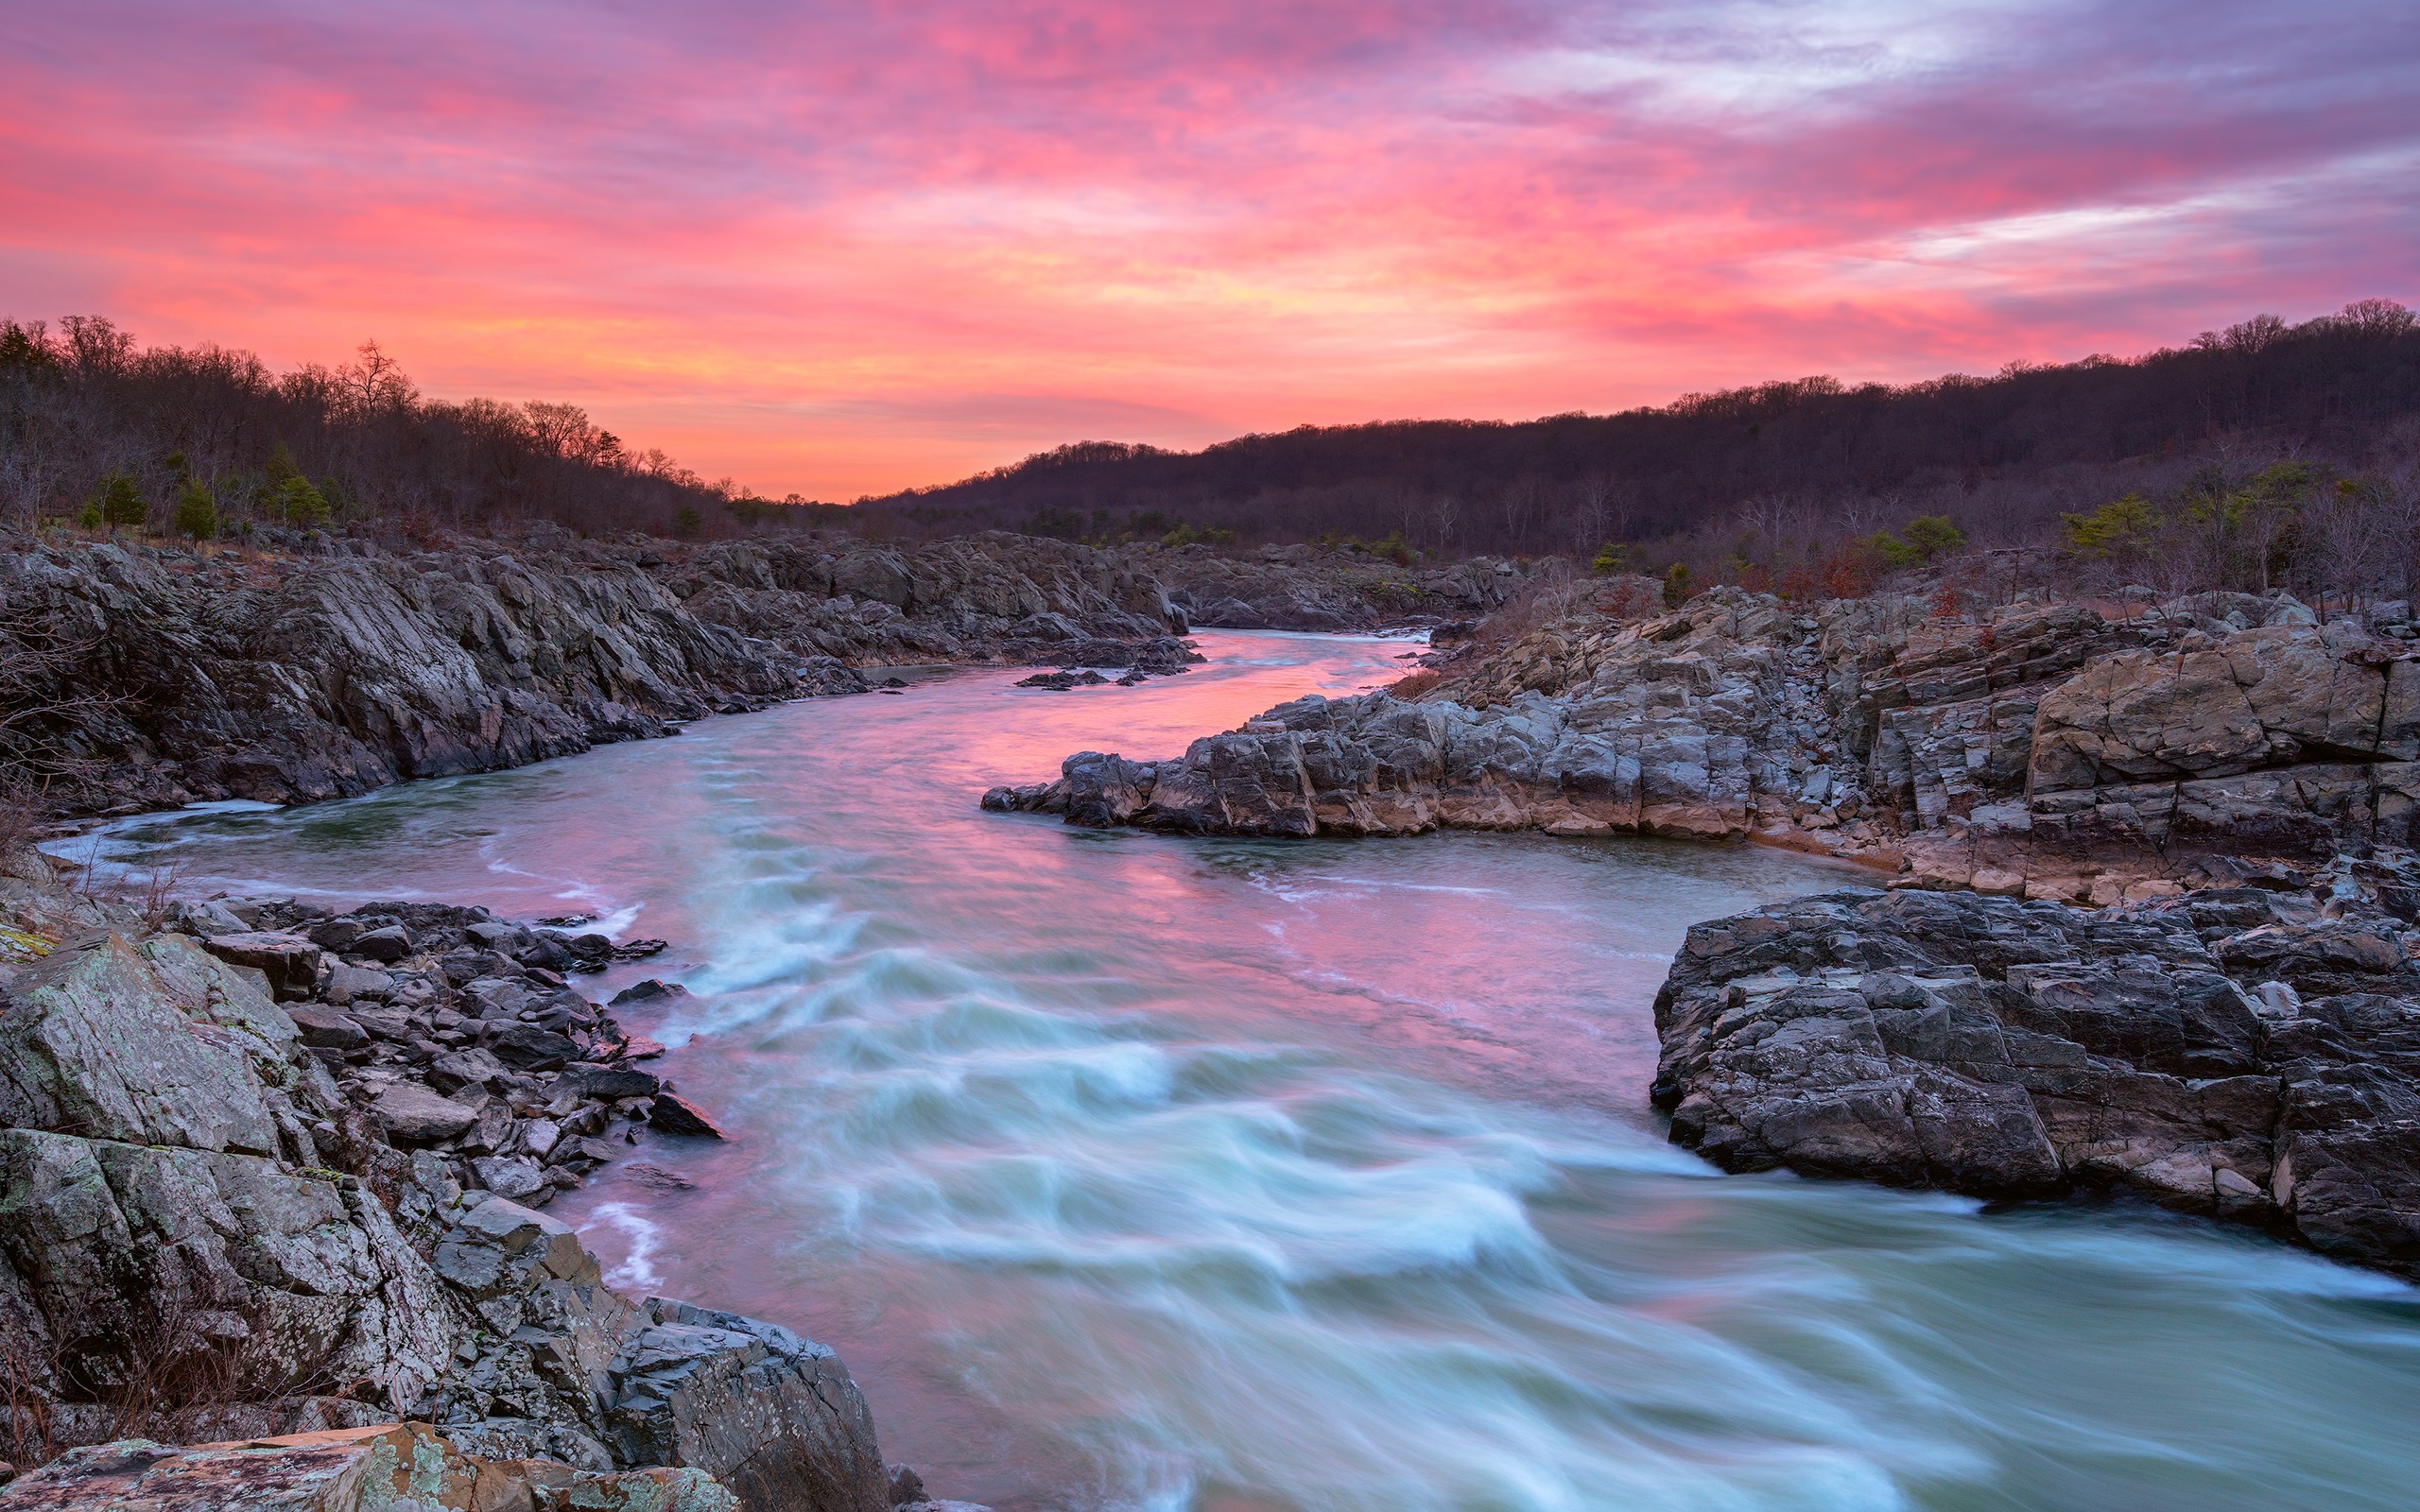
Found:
[0,857,972,1511]
[989,582,2420,1279]
[0,527,1522,819]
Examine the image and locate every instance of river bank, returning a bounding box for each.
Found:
[0,847,993,1510]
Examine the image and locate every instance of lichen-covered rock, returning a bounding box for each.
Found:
[1651,887,2420,1278]
[0,932,294,1157]
[0,1421,736,1512]
[0,1128,461,1411]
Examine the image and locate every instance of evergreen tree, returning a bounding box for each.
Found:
[172,476,219,541]
[93,472,148,533]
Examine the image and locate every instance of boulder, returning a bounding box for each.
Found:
[424,1047,508,1094]
[286,1004,370,1051]
[0,933,287,1157]
[610,980,688,1008]
[0,1129,459,1412]
[350,926,413,964]
[607,1300,890,1512]
[372,1083,480,1143]
[1651,887,2420,1277]
[199,933,325,1000]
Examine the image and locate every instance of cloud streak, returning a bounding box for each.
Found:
[3,0,2412,496]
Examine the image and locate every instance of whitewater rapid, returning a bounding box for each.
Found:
[92,631,2420,1511]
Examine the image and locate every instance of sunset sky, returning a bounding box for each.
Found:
[5,2,2414,499]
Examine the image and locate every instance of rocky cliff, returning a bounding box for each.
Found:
[0,858,971,1510]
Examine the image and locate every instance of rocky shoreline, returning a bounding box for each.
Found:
[0,527,1525,821]
[985,582,2420,1280]
[0,856,976,1510]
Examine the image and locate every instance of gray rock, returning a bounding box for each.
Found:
[286,1003,370,1050]
[1652,888,2420,1278]
[0,933,286,1156]
[469,1155,551,1202]
[649,1092,727,1140]
[351,924,414,963]
[373,1082,480,1143]
[200,931,326,1000]
[425,1046,508,1094]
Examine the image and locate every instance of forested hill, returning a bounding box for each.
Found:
[859,301,2420,555]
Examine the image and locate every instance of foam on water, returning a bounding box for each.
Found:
[95,631,2420,1512]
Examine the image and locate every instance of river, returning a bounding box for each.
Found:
[72,630,2420,1511]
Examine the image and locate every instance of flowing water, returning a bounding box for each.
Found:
[72,632,2420,1511]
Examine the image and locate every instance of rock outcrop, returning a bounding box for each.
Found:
[0,865,947,1511]
[1651,885,2420,1278]
[0,540,857,816]
[1147,542,1524,631]
[0,1420,738,1512]
[991,585,2420,904]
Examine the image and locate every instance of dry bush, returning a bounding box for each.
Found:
[1389,669,1442,699]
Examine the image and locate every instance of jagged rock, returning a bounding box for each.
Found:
[0,932,290,1157]
[996,588,2420,904]
[648,1094,726,1141]
[609,980,687,1007]
[421,1202,889,1512]
[565,1066,661,1101]
[0,1421,736,1512]
[1651,887,2420,1277]
[287,1003,369,1050]
[424,1047,508,1094]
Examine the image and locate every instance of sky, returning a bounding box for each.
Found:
[4,2,2415,500]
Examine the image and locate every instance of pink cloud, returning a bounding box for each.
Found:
[2,1,2412,496]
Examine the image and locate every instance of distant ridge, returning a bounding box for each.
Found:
[856,301,2420,554]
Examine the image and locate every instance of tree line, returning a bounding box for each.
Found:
[0,317,845,542]
[852,301,2420,578]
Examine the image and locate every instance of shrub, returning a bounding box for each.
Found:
[2063,493,2163,560]
[671,504,703,539]
[1865,530,1922,571]
[1662,561,1692,608]
[1591,541,1629,576]
[1902,514,1966,559]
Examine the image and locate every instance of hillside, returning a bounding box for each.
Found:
[859,301,2420,557]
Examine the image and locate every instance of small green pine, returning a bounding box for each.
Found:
[173,477,219,541]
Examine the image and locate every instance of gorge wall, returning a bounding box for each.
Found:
[0,529,1521,819]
